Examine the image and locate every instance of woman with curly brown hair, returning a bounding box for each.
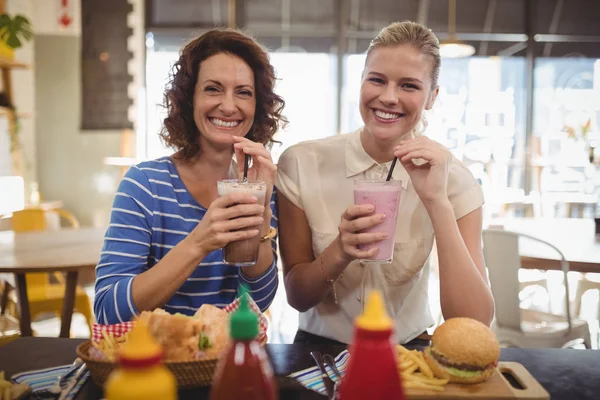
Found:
[94,28,285,324]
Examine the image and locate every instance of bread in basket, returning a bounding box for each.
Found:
[77,295,268,388]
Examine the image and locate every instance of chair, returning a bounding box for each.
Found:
[572,274,600,347]
[482,229,591,348]
[0,280,20,347]
[10,207,94,335]
[0,280,18,318]
[0,314,20,347]
[573,274,600,317]
[12,207,80,232]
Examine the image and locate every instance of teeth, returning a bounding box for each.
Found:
[375,110,401,120]
[210,118,240,128]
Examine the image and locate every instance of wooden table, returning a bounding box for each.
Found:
[0,228,105,337]
[1,338,599,400]
[488,218,600,273]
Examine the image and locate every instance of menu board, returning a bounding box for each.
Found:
[81,0,133,130]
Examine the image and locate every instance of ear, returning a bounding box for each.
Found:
[425,86,439,110]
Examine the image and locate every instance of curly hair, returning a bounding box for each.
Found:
[160,28,286,160]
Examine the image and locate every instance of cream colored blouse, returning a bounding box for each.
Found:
[276,129,485,344]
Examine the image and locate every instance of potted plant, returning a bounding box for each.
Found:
[0,13,33,61]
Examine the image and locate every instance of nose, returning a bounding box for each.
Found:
[218,91,236,115]
[379,84,399,107]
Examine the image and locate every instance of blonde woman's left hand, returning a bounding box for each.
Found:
[393,137,452,205]
[232,136,276,216]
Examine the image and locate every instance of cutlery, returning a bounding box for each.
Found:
[310,351,335,399]
[323,354,342,399]
[323,354,342,381]
[57,363,87,400]
[48,358,84,395]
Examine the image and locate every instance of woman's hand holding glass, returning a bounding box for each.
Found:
[188,192,265,258]
[336,204,388,262]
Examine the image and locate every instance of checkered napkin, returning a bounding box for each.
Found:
[92,294,268,343]
[11,363,89,400]
[288,350,350,396]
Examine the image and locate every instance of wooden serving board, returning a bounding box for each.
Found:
[406,362,549,399]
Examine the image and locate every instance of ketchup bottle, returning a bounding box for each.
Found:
[209,292,278,400]
[339,290,406,400]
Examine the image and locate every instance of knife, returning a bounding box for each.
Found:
[57,363,87,400]
[310,351,336,399]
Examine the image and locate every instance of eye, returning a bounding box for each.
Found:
[238,90,253,97]
[204,86,219,93]
[368,77,385,84]
[402,83,419,90]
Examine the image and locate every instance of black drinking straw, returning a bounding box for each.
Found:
[386,157,397,181]
[243,153,250,183]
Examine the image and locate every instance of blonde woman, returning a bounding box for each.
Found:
[276,21,494,345]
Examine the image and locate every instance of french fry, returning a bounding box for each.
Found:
[400,360,414,370]
[92,330,131,362]
[405,349,434,378]
[396,344,410,356]
[101,329,111,345]
[404,363,419,375]
[0,370,11,400]
[395,344,448,392]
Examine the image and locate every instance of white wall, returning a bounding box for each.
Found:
[25,0,144,227]
[4,0,36,186]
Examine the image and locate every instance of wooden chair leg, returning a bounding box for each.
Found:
[0,281,11,315]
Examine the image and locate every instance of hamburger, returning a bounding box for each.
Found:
[423,318,500,384]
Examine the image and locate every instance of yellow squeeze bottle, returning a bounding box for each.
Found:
[105,320,177,400]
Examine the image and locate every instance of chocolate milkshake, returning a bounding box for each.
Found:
[217,179,267,266]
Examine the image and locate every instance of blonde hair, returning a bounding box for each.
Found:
[366,21,441,88]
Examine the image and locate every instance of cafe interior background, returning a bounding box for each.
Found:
[1,0,599,350]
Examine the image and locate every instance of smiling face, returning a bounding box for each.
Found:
[193,52,256,150]
[359,44,438,144]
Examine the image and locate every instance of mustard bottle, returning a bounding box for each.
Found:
[105,320,177,400]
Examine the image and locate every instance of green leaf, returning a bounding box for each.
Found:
[198,332,212,350]
[0,14,33,49]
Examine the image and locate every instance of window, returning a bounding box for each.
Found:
[343,55,527,208]
[143,49,178,160]
[269,52,337,162]
[532,58,600,213]
[142,44,338,162]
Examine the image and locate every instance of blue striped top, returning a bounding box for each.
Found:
[93,156,279,324]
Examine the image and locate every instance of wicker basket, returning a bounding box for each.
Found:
[77,335,268,388]
[77,340,219,388]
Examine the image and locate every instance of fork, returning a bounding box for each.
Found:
[48,358,84,395]
[323,354,343,399]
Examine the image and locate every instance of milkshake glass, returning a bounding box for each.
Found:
[217,179,267,266]
[353,179,402,263]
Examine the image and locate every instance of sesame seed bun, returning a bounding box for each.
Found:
[424,318,500,384]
